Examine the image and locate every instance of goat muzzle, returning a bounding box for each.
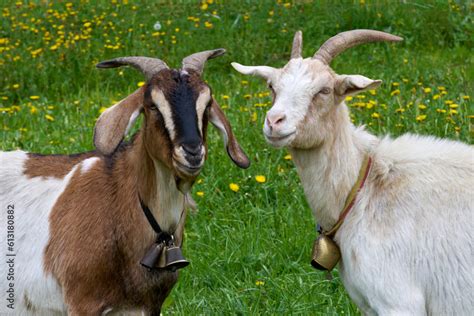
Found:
[311,234,341,271]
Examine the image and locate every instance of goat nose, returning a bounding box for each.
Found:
[266,113,287,129]
[182,144,202,157]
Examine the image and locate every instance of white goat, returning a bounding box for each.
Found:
[0,49,249,315]
[232,29,473,315]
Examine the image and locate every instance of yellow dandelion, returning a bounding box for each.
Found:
[449,103,459,109]
[433,94,440,100]
[345,96,353,102]
[418,104,427,110]
[392,82,400,87]
[284,154,292,160]
[423,87,432,93]
[371,112,381,119]
[251,112,257,122]
[255,280,264,286]
[12,84,19,89]
[204,21,213,29]
[449,109,458,115]
[244,94,252,99]
[369,89,377,96]
[462,95,470,100]
[436,108,446,113]
[444,100,453,105]
[30,106,38,114]
[137,81,145,87]
[255,175,266,183]
[229,183,239,192]
[416,114,427,122]
[390,89,400,96]
[200,3,208,10]
[197,179,203,184]
[99,106,108,114]
[196,191,204,197]
[222,95,230,100]
[30,95,40,100]
[45,114,55,121]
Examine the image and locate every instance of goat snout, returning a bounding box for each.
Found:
[182,143,202,158]
[266,113,287,132]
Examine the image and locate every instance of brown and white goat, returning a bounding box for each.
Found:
[0,49,249,315]
[232,30,473,315]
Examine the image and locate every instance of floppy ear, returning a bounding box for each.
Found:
[209,98,250,169]
[335,74,382,97]
[94,87,145,155]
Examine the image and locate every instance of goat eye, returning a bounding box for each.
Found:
[268,83,274,91]
[320,87,331,95]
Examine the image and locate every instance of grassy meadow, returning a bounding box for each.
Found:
[0,0,472,314]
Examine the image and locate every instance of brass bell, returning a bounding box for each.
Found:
[140,242,165,269]
[311,234,341,271]
[157,245,190,271]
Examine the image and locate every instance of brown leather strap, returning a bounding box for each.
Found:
[326,155,372,237]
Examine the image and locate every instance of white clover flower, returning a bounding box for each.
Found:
[153,21,162,30]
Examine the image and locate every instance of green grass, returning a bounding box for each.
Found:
[1,1,472,314]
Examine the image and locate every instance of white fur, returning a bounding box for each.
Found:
[294,108,474,315]
[80,157,100,174]
[150,159,185,232]
[195,88,211,134]
[151,89,176,140]
[0,151,78,315]
[234,48,474,314]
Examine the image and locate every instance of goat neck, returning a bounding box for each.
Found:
[289,104,376,231]
[126,131,185,235]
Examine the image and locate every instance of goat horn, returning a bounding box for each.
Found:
[313,29,403,64]
[96,57,169,80]
[291,30,303,59]
[182,48,226,74]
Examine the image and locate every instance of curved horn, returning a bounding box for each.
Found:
[96,57,169,80]
[182,48,226,74]
[291,30,303,59]
[313,29,403,64]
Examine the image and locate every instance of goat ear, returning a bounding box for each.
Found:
[231,62,277,81]
[209,98,250,169]
[335,75,382,97]
[94,87,145,155]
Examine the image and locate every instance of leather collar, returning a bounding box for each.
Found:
[321,155,372,238]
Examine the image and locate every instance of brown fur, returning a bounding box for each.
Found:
[43,133,179,315]
[24,152,96,179]
[34,65,247,314]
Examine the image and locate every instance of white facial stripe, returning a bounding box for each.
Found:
[195,88,211,134]
[151,89,176,140]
